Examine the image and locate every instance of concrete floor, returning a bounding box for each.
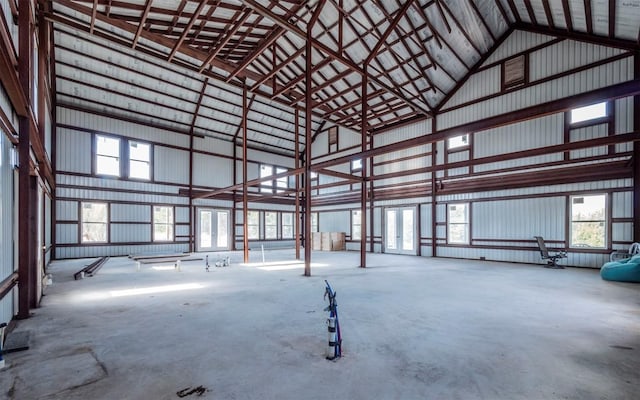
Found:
[1,250,639,400]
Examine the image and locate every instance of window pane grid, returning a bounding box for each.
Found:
[153,206,174,242]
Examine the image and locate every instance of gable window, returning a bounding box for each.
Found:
[129,141,151,180]
[570,194,606,248]
[81,202,108,243]
[352,210,362,240]
[447,203,469,244]
[247,211,260,239]
[447,134,469,150]
[265,211,278,239]
[570,102,608,125]
[96,135,120,176]
[282,213,294,239]
[153,206,174,242]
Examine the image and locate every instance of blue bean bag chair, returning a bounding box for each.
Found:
[600,254,640,283]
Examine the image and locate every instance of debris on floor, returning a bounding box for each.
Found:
[176,385,207,397]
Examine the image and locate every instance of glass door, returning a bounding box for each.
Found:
[196,208,231,251]
[384,207,416,255]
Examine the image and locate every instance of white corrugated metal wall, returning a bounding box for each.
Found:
[309,30,636,268]
[0,122,16,326]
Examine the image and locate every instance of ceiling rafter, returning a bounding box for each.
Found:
[168,0,209,62]
[198,7,252,73]
[132,0,153,48]
[236,0,432,117]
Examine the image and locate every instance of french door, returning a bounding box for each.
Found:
[196,208,231,252]
[384,207,416,255]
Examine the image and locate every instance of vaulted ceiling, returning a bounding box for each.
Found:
[47,0,640,155]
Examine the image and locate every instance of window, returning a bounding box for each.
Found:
[81,202,108,243]
[276,167,288,193]
[351,159,362,173]
[570,194,606,248]
[282,213,294,239]
[352,210,362,240]
[311,212,318,233]
[153,206,174,242]
[96,135,120,176]
[570,102,607,124]
[247,211,260,239]
[129,141,151,180]
[447,134,468,150]
[447,203,469,244]
[265,212,278,239]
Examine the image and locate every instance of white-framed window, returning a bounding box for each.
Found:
[447,134,469,150]
[129,141,151,180]
[352,210,362,240]
[247,211,260,239]
[311,212,318,233]
[447,203,469,244]
[81,202,108,243]
[570,194,606,248]
[96,135,120,176]
[570,102,607,125]
[153,206,174,242]
[265,211,278,239]
[282,212,293,239]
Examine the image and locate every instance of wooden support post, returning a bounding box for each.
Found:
[242,83,249,263]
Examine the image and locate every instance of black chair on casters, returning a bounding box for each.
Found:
[534,236,567,269]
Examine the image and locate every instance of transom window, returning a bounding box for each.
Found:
[260,164,273,193]
[129,141,151,180]
[153,206,174,242]
[447,203,469,244]
[81,202,108,243]
[276,167,288,193]
[570,194,606,248]
[570,102,607,124]
[96,135,120,176]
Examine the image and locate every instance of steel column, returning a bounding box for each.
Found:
[360,66,368,268]
[304,32,312,277]
[17,0,33,319]
[634,52,640,241]
[242,83,249,262]
[431,117,437,257]
[295,110,301,260]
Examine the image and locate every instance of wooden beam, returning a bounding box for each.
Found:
[167,0,208,62]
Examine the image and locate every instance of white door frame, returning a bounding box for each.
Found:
[384,206,417,255]
[195,208,231,252]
